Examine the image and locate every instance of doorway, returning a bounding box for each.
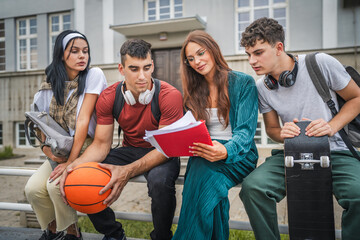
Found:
[152,48,182,93]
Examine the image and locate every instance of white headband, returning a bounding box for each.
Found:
[62,33,85,51]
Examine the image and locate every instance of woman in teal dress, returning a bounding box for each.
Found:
[172,30,259,240]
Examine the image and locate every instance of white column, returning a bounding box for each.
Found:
[74,0,85,33]
[322,0,338,49]
[103,0,114,64]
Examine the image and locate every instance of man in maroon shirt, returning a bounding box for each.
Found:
[60,39,183,240]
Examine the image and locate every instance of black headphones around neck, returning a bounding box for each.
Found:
[263,53,298,90]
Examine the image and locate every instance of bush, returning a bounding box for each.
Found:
[0,146,15,159]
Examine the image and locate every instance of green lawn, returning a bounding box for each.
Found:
[78,216,289,239]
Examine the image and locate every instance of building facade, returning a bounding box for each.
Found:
[0,0,359,154]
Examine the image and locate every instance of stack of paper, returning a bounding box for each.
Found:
[144,111,213,157]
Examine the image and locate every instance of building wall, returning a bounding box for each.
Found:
[84,0,104,64]
[0,71,43,147]
[4,18,16,72]
[182,0,235,56]
[289,0,322,51]
[112,0,143,62]
[338,2,360,48]
[1,0,75,70]
[2,0,360,69]
[1,0,360,153]
[1,48,358,150]
[0,0,74,18]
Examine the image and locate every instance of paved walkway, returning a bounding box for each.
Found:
[0,226,146,240]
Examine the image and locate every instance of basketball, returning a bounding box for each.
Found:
[64,162,112,214]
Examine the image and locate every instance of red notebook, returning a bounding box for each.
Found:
[153,121,212,157]
[144,111,213,157]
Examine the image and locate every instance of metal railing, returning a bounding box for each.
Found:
[0,166,341,238]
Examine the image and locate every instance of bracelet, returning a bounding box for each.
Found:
[40,144,47,152]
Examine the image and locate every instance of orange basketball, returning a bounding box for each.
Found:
[64,162,112,214]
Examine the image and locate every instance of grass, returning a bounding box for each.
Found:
[78,216,289,239]
[0,146,15,159]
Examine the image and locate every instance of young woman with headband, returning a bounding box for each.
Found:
[25,30,107,240]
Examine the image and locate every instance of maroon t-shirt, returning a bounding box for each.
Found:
[96,81,183,148]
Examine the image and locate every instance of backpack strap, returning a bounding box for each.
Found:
[111,79,162,148]
[305,52,336,112]
[345,65,360,86]
[24,117,41,147]
[111,81,125,148]
[305,53,360,160]
[150,78,161,123]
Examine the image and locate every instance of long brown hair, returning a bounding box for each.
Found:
[181,30,231,127]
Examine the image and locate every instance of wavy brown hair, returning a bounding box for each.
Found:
[181,30,231,127]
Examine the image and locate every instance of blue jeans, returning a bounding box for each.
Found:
[88,147,180,240]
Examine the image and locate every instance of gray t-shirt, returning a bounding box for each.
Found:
[257,53,351,151]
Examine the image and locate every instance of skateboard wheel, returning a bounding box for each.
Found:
[320,156,330,168]
[285,156,294,167]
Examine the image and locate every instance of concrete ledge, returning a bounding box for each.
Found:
[0,166,185,185]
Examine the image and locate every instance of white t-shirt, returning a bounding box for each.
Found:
[256,53,351,151]
[33,67,107,137]
[206,108,232,141]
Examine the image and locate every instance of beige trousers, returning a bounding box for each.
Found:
[25,137,93,231]
[25,160,77,231]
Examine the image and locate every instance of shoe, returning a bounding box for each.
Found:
[61,228,83,240]
[102,234,127,240]
[61,232,83,240]
[39,229,64,240]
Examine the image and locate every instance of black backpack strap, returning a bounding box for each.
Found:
[345,65,360,85]
[305,53,360,160]
[151,78,161,123]
[305,52,336,111]
[112,81,125,149]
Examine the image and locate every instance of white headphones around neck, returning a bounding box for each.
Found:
[121,79,156,105]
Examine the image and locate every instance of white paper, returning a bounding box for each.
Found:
[144,111,201,157]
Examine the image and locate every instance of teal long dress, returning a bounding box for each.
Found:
[172,71,259,240]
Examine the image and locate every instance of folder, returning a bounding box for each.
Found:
[144,111,213,157]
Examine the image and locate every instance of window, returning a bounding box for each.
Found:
[16,123,35,147]
[49,12,71,58]
[254,121,262,144]
[236,0,287,52]
[0,124,3,145]
[0,19,5,71]
[17,17,37,70]
[254,117,280,147]
[145,0,183,21]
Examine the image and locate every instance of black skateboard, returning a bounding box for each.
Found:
[284,121,335,240]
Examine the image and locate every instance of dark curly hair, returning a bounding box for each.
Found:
[241,17,284,48]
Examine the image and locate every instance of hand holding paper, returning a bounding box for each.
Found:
[144,111,213,157]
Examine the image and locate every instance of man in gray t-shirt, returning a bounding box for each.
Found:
[239,17,360,240]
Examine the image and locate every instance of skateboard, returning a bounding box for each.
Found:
[284,121,335,240]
